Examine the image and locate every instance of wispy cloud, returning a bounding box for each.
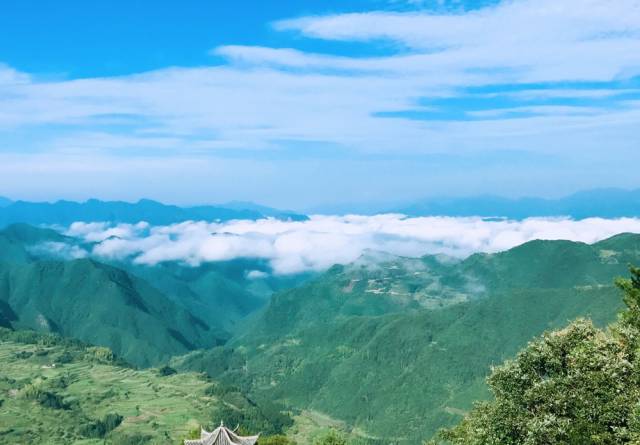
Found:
[0,63,30,85]
[28,241,88,261]
[275,0,640,77]
[64,216,640,275]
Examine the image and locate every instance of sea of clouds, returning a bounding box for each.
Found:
[58,215,640,275]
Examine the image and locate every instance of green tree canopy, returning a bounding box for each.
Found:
[259,435,296,445]
[435,267,640,445]
[313,430,347,445]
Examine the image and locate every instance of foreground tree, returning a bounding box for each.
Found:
[434,267,640,445]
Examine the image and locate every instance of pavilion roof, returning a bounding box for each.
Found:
[184,422,259,445]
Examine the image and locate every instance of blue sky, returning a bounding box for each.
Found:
[0,0,638,210]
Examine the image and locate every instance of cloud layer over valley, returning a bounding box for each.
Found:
[61,215,640,275]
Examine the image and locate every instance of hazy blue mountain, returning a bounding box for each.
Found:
[0,223,74,264]
[305,200,405,216]
[397,188,640,219]
[221,201,309,221]
[0,198,307,227]
[0,196,12,207]
[177,233,640,442]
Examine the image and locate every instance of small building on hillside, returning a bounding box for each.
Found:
[184,422,260,445]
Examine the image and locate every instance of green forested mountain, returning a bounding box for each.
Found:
[117,260,310,334]
[0,258,226,367]
[0,224,308,366]
[176,234,640,442]
[2,220,640,443]
[0,198,307,228]
[435,267,640,445]
[0,225,228,366]
[0,223,73,264]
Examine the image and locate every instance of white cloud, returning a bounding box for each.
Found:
[497,88,640,100]
[65,215,640,275]
[0,63,30,85]
[246,270,269,279]
[275,0,640,71]
[274,3,640,85]
[466,105,604,118]
[29,241,88,260]
[66,221,150,242]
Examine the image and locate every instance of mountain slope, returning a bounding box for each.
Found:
[437,267,640,444]
[0,258,224,367]
[113,259,312,334]
[0,223,77,264]
[0,224,309,366]
[0,224,305,339]
[179,234,640,442]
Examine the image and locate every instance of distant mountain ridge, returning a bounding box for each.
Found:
[396,188,640,219]
[0,198,307,228]
[4,189,640,221]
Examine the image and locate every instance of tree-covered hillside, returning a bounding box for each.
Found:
[176,234,640,442]
[0,224,307,366]
[0,258,226,367]
[435,267,640,444]
[3,221,640,443]
[118,259,310,334]
[0,224,228,366]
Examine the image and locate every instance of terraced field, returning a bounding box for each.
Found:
[0,336,215,444]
